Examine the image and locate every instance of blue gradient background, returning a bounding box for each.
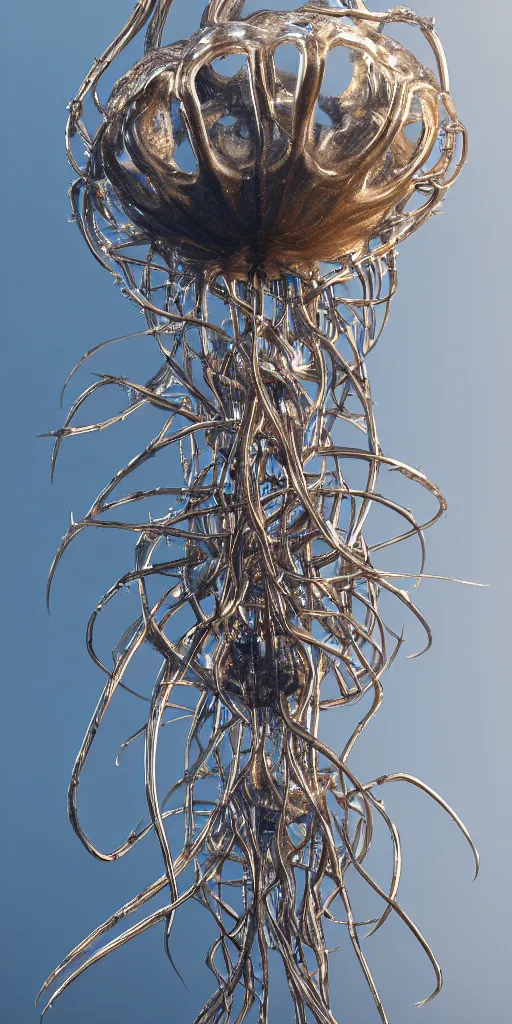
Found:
[3,1,511,1020]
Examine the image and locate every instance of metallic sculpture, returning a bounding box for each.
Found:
[38,2,478,1021]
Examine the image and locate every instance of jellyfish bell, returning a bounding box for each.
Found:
[89,2,464,279]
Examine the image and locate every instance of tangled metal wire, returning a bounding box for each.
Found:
[39,2,478,1021]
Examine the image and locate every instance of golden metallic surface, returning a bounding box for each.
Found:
[79,1,465,276]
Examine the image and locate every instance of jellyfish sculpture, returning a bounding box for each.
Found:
[39,2,478,1021]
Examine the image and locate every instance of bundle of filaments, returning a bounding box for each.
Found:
[38,2,478,1022]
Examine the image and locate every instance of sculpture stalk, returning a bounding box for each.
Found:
[39,3,477,1022]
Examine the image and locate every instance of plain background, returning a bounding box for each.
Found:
[3,1,511,1021]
